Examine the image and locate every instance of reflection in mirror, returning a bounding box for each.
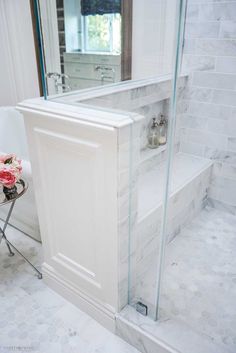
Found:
[35,0,176,96]
[63,0,122,90]
[37,0,132,94]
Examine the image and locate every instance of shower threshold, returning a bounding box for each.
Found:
[116,305,227,353]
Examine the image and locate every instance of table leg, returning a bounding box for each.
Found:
[5,238,15,256]
[3,200,15,232]
[3,236,42,279]
[0,199,42,279]
[1,201,16,256]
[0,228,14,257]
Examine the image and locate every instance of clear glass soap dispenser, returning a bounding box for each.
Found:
[148,117,159,149]
[158,114,168,145]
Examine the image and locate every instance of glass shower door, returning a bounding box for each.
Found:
[127,0,187,321]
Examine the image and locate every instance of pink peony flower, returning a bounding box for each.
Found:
[0,154,22,190]
[0,169,17,188]
[0,154,16,164]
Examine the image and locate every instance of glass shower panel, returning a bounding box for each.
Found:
[127,0,185,320]
[158,0,236,351]
[153,0,187,321]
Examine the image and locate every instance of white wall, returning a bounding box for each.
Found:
[0,0,40,106]
[132,0,177,80]
[0,0,41,241]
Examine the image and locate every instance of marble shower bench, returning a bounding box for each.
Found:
[138,153,213,220]
[132,153,213,317]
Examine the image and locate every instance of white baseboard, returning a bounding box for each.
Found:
[42,263,116,333]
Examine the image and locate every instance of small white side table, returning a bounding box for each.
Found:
[0,179,42,279]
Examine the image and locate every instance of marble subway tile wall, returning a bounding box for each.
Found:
[180,0,236,213]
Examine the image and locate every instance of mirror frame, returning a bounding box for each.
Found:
[121,0,132,81]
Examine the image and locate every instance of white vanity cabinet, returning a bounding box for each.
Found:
[64,53,121,90]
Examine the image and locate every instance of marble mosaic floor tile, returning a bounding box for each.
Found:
[1,207,235,352]
[0,223,140,353]
[160,207,236,352]
[130,207,236,352]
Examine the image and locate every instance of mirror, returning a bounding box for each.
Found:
[35,0,132,94]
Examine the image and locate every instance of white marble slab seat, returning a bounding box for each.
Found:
[130,153,213,317]
[138,153,213,219]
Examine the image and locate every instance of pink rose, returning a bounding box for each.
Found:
[0,154,15,164]
[0,154,22,185]
[0,169,16,188]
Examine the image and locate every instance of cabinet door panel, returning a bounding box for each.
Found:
[29,117,118,310]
